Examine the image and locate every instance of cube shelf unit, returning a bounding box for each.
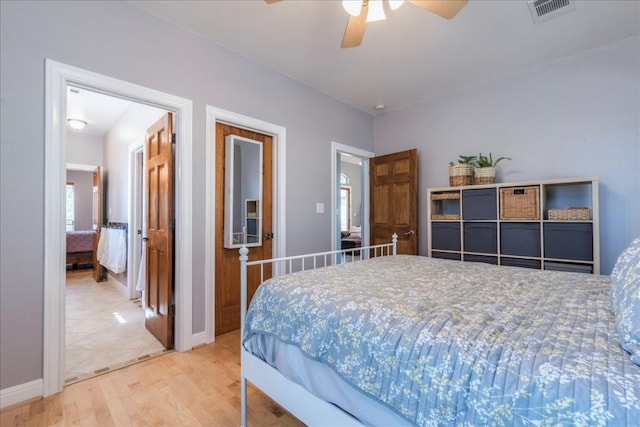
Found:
[427,177,600,274]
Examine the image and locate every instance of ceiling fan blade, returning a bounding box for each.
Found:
[341,3,368,48]
[407,0,468,20]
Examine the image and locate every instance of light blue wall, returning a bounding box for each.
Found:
[66,170,94,232]
[0,1,373,390]
[374,37,640,274]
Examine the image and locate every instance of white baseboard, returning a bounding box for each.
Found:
[191,331,208,348]
[0,379,43,410]
[1,332,212,410]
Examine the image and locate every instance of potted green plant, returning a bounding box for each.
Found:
[474,153,511,184]
[449,155,477,187]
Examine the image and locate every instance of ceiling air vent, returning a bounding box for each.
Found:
[528,0,575,24]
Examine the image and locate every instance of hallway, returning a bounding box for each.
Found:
[65,269,168,384]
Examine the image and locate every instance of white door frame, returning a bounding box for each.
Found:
[331,142,374,252]
[205,106,287,343]
[127,138,145,300]
[44,59,193,396]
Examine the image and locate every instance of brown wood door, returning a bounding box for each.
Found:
[215,123,273,336]
[370,149,418,255]
[92,166,105,282]
[144,112,174,349]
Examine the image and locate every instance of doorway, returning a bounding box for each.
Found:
[214,123,273,336]
[44,59,193,396]
[63,88,170,383]
[331,142,374,253]
[369,149,419,254]
[204,106,287,341]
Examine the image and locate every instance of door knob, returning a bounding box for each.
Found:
[404,230,415,236]
[263,233,274,240]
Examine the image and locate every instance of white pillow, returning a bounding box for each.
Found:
[610,236,640,366]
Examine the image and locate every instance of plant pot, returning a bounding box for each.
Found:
[449,164,472,187]
[475,167,496,185]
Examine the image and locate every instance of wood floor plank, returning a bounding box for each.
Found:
[97,375,130,426]
[1,330,304,426]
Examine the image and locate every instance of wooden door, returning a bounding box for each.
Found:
[215,123,273,336]
[144,112,174,349]
[92,166,105,282]
[370,149,418,255]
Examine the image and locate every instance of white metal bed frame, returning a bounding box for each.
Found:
[239,234,398,427]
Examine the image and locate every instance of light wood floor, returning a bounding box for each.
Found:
[1,330,305,427]
[65,269,167,383]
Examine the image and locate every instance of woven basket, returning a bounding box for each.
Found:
[431,192,461,201]
[449,164,472,187]
[474,167,496,185]
[548,207,591,220]
[499,186,540,220]
[431,214,461,220]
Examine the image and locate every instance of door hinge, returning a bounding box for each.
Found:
[168,219,175,229]
[171,133,176,144]
[168,304,175,316]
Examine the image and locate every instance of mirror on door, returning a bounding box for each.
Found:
[224,134,263,248]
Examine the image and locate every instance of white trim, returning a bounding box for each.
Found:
[44,59,66,398]
[330,142,374,252]
[191,331,207,348]
[44,59,193,397]
[127,138,144,300]
[205,106,287,343]
[0,380,43,410]
[66,163,97,172]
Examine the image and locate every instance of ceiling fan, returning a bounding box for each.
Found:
[265,0,468,48]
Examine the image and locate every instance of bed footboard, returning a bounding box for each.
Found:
[66,230,96,268]
[66,251,93,268]
[239,234,397,427]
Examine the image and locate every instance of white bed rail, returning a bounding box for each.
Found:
[245,233,397,284]
[239,233,397,427]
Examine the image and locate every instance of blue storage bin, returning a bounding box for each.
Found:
[501,257,541,269]
[464,254,498,265]
[462,188,497,220]
[464,223,497,253]
[544,223,593,261]
[432,222,461,251]
[432,251,461,261]
[501,223,541,257]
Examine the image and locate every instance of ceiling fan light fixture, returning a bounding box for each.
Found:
[67,118,87,130]
[366,0,386,22]
[388,0,404,11]
[342,0,362,16]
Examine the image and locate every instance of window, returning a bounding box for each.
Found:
[66,182,75,232]
[340,186,351,232]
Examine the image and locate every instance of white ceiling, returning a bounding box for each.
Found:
[66,86,132,136]
[129,0,640,115]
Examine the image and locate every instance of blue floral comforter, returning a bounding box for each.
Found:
[243,255,640,426]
